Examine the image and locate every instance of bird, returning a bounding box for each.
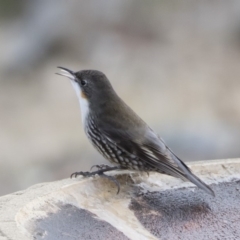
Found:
[56,67,215,196]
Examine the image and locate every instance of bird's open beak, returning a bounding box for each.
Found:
[56,66,76,80]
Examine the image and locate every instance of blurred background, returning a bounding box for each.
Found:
[0,0,240,196]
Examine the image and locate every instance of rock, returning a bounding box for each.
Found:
[0,159,240,240]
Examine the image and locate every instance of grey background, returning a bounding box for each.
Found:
[0,0,240,196]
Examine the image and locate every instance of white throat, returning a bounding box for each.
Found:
[70,80,89,125]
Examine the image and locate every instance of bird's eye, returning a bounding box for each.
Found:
[80,79,87,86]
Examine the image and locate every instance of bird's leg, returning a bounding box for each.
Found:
[90,164,114,171]
[70,166,122,194]
[71,166,120,178]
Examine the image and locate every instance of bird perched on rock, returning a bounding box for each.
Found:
[56,67,214,196]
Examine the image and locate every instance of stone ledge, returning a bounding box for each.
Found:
[0,159,240,240]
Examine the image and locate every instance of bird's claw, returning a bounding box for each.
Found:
[70,166,121,194]
[90,164,113,171]
[70,171,93,178]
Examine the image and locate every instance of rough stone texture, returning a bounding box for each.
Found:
[0,180,72,240]
[34,204,129,240]
[0,159,240,240]
[131,181,240,240]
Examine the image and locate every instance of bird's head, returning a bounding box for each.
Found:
[56,67,116,123]
[57,67,115,100]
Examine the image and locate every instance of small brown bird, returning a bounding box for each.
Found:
[57,67,214,196]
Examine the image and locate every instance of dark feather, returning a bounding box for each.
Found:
[99,124,215,196]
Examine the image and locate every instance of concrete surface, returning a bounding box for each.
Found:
[0,159,240,240]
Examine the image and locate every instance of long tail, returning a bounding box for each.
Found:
[129,136,215,196]
[175,159,215,196]
[184,167,215,196]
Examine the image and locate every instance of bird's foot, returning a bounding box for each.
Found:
[70,166,121,194]
[90,164,114,171]
[71,165,119,178]
[70,171,94,178]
